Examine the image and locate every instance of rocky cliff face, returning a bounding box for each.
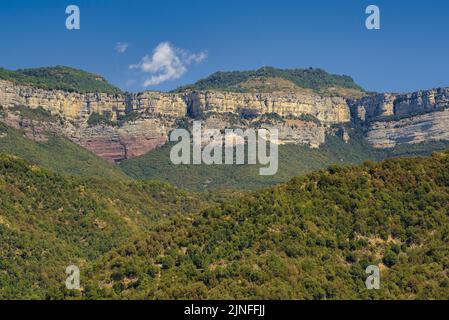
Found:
[351,88,449,122]
[0,80,351,123]
[77,118,175,162]
[350,88,449,148]
[0,80,188,121]
[185,91,350,123]
[3,77,448,159]
[0,80,127,121]
[0,80,353,161]
[365,109,449,148]
[199,114,327,149]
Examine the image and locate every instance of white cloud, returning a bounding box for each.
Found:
[115,42,129,54]
[130,42,207,86]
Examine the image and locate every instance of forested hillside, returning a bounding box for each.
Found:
[1,151,448,299]
[119,132,449,191]
[0,123,129,181]
[174,67,364,95]
[0,66,122,94]
[0,154,209,299]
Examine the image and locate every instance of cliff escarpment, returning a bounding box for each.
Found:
[350,88,449,148]
[1,65,449,162]
[0,78,354,162]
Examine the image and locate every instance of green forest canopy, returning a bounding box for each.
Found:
[0,66,123,94]
[174,67,364,93]
[1,151,448,299]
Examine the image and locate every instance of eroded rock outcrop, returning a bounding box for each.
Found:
[77,118,175,162]
[351,88,449,122]
[185,91,350,123]
[0,80,128,121]
[0,79,356,161]
[0,80,352,124]
[366,109,449,148]
[199,114,327,149]
[3,76,449,157]
[351,88,449,148]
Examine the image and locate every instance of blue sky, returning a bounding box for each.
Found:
[0,0,448,93]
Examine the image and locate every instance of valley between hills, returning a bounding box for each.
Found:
[0,66,448,299]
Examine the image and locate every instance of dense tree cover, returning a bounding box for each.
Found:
[86,151,449,300]
[174,67,364,93]
[1,151,448,299]
[0,154,209,299]
[0,66,122,94]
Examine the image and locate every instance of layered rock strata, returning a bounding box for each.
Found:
[365,109,449,148]
[351,88,449,122]
[185,91,350,123]
[350,88,449,148]
[4,76,448,157]
[0,80,353,161]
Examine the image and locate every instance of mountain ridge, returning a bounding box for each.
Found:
[173,66,365,95]
[1,66,449,299]
[0,66,123,95]
[1,65,449,190]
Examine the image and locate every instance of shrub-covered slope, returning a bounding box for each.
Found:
[87,151,449,299]
[0,123,129,181]
[0,66,122,94]
[119,131,449,191]
[1,152,448,299]
[174,67,365,95]
[0,154,207,299]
